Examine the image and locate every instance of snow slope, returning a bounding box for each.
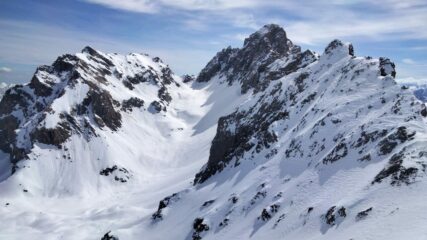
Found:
[0,46,248,239]
[0,24,426,240]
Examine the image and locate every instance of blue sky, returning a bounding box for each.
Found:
[0,0,426,85]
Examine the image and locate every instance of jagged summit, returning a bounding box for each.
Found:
[243,24,290,52]
[197,24,316,93]
[324,39,354,57]
[254,23,282,34]
[81,45,98,54]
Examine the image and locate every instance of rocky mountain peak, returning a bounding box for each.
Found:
[243,24,291,54]
[81,45,97,55]
[193,32,425,186]
[323,39,354,58]
[197,24,316,93]
[379,57,396,78]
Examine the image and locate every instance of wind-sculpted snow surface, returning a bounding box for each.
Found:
[0,24,426,240]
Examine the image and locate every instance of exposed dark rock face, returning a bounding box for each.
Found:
[100,166,119,176]
[0,116,19,152]
[218,218,229,228]
[29,75,53,97]
[196,47,239,83]
[194,88,287,184]
[82,46,114,67]
[379,57,396,78]
[323,142,348,164]
[152,192,181,221]
[121,97,144,112]
[196,24,316,93]
[30,124,72,148]
[158,86,172,103]
[421,105,427,117]
[79,90,122,131]
[99,165,130,183]
[373,149,418,185]
[182,74,195,83]
[325,206,336,225]
[265,50,316,83]
[100,231,119,240]
[377,127,415,155]
[125,72,149,86]
[148,101,165,113]
[325,206,346,226]
[352,129,388,148]
[324,39,354,57]
[201,200,215,208]
[337,207,347,217]
[0,115,26,164]
[192,217,209,240]
[356,207,372,221]
[52,54,79,73]
[259,204,280,221]
[0,87,33,116]
[229,195,238,204]
[161,67,174,85]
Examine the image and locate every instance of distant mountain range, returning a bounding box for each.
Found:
[414,85,427,102]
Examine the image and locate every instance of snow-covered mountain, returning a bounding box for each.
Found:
[0,24,426,240]
[397,82,427,103]
[414,86,427,103]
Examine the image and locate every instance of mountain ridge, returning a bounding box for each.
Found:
[0,24,426,240]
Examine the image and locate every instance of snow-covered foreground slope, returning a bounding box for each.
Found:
[0,24,426,240]
[0,46,248,239]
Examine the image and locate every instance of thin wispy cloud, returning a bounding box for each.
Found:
[0,19,216,80]
[84,0,260,13]
[0,67,12,73]
[0,0,425,83]
[403,58,416,65]
[84,0,158,13]
[83,0,427,45]
[397,77,427,85]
